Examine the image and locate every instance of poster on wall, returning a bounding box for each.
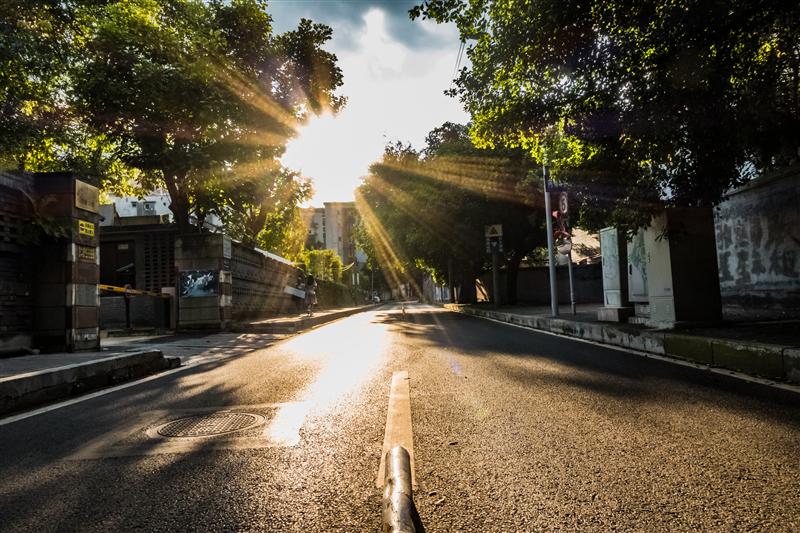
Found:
[180,270,219,297]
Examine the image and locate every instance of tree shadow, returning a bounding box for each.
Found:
[376,309,800,422]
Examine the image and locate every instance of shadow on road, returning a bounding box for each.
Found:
[375,307,800,421]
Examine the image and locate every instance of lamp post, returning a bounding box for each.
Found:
[543,165,559,317]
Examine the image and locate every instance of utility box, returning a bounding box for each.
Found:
[629,208,722,327]
[597,227,634,322]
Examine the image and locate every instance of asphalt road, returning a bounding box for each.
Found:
[1,304,799,532]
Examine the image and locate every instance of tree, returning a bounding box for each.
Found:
[357,123,546,303]
[299,248,343,282]
[412,0,800,231]
[0,1,71,169]
[72,0,343,229]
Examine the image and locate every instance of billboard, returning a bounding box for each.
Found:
[180,270,219,298]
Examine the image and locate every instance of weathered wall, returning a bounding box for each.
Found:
[174,233,231,329]
[0,172,34,352]
[100,295,169,329]
[99,225,175,291]
[230,242,297,319]
[0,172,101,352]
[479,263,603,305]
[714,170,800,320]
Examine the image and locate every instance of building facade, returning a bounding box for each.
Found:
[303,202,367,266]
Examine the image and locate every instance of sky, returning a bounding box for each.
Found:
[273,1,469,206]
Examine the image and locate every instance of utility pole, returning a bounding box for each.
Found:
[485,224,504,308]
[567,250,576,315]
[543,165,559,317]
[492,249,501,308]
[447,256,455,303]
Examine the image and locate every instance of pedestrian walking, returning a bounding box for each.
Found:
[304,274,318,316]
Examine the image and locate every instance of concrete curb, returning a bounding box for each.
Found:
[445,305,800,385]
[233,304,382,334]
[0,350,179,416]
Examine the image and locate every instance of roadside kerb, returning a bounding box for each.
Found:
[444,304,800,384]
[0,350,179,416]
[711,340,785,380]
[785,348,800,383]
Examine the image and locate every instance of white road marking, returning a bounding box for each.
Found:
[377,370,415,488]
[472,313,800,395]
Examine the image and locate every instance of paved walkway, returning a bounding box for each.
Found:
[446,303,800,384]
[469,302,800,344]
[236,304,380,332]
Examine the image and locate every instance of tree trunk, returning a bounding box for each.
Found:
[456,268,478,303]
[505,253,522,305]
[164,171,191,231]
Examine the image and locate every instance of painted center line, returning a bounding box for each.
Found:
[377,370,415,488]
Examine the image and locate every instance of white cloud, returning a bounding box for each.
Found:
[281,8,468,206]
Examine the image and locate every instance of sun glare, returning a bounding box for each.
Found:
[282,112,381,206]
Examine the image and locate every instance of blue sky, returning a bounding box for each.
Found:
[273,1,469,204]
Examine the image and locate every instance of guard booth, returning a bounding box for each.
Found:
[0,171,101,353]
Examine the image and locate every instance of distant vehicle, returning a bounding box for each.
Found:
[372,295,381,303]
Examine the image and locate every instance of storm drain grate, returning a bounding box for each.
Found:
[156,412,262,438]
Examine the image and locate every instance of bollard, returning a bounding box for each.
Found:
[382,446,422,533]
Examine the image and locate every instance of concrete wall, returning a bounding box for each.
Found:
[479,263,603,305]
[100,295,169,329]
[174,233,231,329]
[230,241,296,319]
[714,170,800,320]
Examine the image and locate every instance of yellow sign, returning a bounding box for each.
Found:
[78,220,95,237]
[74,180,99,213]
[77,245,96,262]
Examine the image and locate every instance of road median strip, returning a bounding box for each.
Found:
[379,370,423,533]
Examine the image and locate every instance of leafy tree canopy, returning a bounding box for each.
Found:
[1,0,344,254]
[299,248,343,283]
[357,122,546,303]
[72,0,344,228]
[412,0,800,231]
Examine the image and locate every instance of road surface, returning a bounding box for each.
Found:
[1,304,798,531]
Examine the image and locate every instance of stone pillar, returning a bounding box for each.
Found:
[597,227,634,322]
[33,173,100,351]
[174,233,232,330]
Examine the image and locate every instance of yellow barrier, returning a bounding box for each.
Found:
[98,284,171,298]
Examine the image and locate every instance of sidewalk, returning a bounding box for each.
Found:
[1,303,380,417]
[444,303,800,385]
[234,303,381,333]
[0,348,178,416]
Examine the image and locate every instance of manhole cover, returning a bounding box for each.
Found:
[155,412,264,438]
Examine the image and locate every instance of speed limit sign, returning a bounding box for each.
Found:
[558,192,568,215]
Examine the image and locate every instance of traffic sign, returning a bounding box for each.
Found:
[486,237,503,254]
[485,224,503,237]
[558,192,569,214]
